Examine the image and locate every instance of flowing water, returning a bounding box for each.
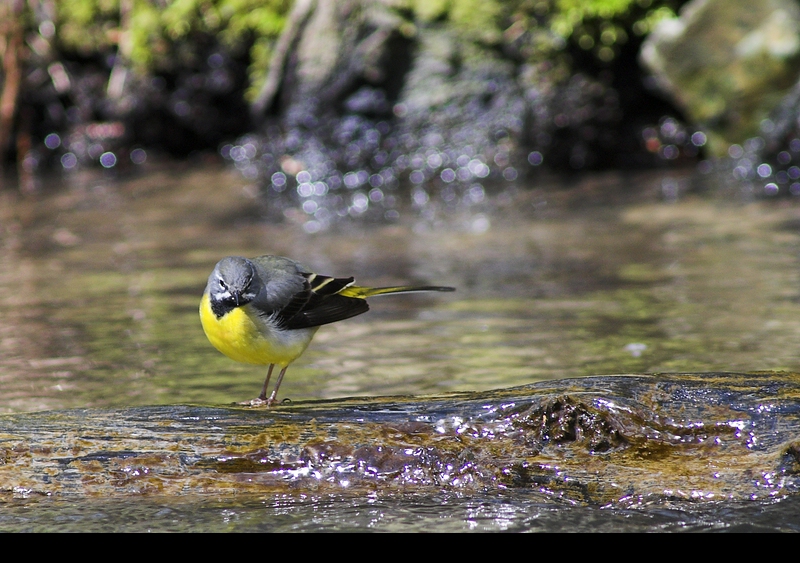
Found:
[2,163,800,531]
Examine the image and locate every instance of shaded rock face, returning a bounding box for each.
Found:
[6,0,693,192]
[231,0,687,228]
[256,20,531,186]
[19,39,251,177]
[641,0,800,156]
[271,0,409,134]
[391,30,526,169]
[237,3,537,226]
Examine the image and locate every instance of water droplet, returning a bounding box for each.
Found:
[88,143,104,159]
[369,174,384,188]
[302,200,318,214]
[369,188,384,202]
[130,148,147,164]
[527,151,543,166]
[690,131,706,147]
[728,145,744,159]
[303,220,322,234]
[44,133,61,149]
[412,188,429,207]
[242,143,257,160]
[409,170,425,185]
[229,146,245,162]
[756,163,773,178]
[660,145,679,160]
[624,343,647,357]
[271,172,286,190]
[350,192,369,213]
[470,214,490,233]
[456,167,472,182]
[60,153,77,169]
[297,182,314,197]
[467,184,485,203]
[344,172,360,188]
[99,152,117,168]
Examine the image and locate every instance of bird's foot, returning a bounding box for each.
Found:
[237,397,274,408]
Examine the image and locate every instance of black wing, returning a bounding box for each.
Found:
[267,273,370,330]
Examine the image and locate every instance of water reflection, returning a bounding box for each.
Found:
[3,491,799,532]
[2,165,800,413]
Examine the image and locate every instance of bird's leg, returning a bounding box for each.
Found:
[266,366,289,407]
[258,364,275,402]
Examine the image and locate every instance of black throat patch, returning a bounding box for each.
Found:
[210,297,235,319]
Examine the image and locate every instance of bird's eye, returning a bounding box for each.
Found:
[219,279,227,290]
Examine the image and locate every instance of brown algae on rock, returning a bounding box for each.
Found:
[1,372,800,505]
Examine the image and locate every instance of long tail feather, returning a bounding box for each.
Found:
[340,285,455,299]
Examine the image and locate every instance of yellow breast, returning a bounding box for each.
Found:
[199,293,315,367]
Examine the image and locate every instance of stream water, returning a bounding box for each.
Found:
[2,162,800,531]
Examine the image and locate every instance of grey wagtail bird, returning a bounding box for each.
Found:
[200,255,455,406]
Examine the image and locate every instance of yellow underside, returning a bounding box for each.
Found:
[199,293,312,367]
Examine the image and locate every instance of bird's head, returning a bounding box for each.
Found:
[209,256,260,308]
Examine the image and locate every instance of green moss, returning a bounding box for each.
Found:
[54,0,288,87]
[551,0,644,36]
[394,0,681,68]
[448,0,503,44]
[410,0,450,23]
[30,0,678,102]
[548,0,678,63]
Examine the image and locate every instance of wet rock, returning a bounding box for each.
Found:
[2,372,800,505]
[641,0,800,156]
